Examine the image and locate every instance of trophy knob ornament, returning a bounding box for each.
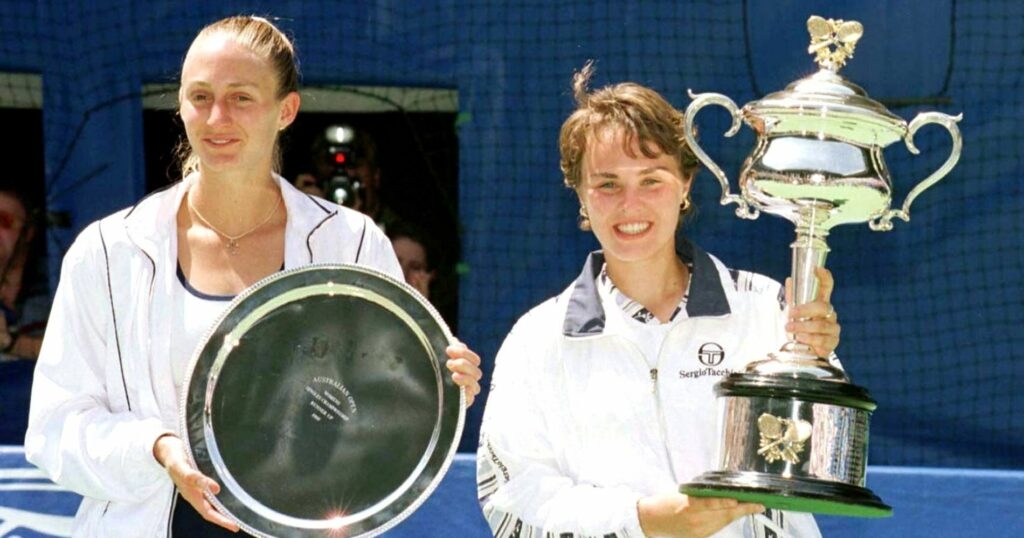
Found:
[806,15,863,72]
[680,15,963,518]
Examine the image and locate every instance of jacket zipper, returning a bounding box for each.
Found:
[649,366,680,481]
[578,333,680,480]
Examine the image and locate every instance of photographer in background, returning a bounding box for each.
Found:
[293,125,400,231]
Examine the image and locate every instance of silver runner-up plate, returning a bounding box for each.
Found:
[181,264,464,537]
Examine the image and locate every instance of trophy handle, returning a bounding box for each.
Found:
[685,90,760,220]
[869,112,963,231]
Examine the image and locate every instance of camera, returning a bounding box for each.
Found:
[322,125,362,208]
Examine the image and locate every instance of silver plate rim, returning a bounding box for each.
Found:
[179,263,465,538]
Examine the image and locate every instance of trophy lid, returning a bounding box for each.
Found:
[742,16,906,147]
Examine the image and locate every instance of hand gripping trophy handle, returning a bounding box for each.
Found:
[683,90,827,362]
[683,90,760,220]
[869,112,964,231]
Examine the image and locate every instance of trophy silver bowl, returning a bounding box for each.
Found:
[678,16,962,517]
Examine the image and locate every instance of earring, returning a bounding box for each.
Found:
[680,196,691,212]
[578,206,591,231]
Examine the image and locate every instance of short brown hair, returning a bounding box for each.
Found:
[559,61,699,194]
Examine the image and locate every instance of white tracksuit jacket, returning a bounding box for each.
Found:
[24,175,402,537]
[477,239,823,538]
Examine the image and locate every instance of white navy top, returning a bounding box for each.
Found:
[164,264,235,411]
[598,263,692,369]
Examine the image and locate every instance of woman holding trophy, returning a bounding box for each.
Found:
[25,15,482,537]
[476,62,840,538]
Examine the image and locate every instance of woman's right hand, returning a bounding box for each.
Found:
[637,493,764,538]
[153,434,240,532]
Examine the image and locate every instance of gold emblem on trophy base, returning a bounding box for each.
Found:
[756,414,812,465]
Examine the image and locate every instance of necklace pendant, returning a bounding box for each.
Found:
[226,239,240,255]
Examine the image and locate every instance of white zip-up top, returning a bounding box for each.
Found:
[24,175,402,537]
[477,239,822,538]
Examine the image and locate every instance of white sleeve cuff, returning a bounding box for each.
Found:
[132,419,176,483]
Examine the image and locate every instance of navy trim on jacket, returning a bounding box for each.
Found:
[98,222,132,411]
[562,236,731,337]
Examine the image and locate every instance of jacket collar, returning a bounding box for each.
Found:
[562,235,731,337]
[121,173,336,264]
[121,177,190,261]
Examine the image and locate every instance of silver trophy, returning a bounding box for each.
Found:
[679,16,962,517]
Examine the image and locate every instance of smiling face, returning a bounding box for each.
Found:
[578,127,691,267]
[179,32,298,176]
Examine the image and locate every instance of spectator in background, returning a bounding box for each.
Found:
[387,220,437,301]
[0,188,48,361]
[0,186,49,445]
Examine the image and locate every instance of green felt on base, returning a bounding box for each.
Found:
[681,485,893,518]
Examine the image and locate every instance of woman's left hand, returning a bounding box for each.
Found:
[786,267,841,358]
[445,339,483,407]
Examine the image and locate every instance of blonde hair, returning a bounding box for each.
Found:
[558,61,699,226]
[177,15,300,176]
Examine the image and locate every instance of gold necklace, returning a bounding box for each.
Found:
[188,193,281,255]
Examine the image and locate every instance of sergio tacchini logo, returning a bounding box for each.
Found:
[679,342,731,379]
[697,342,725,366]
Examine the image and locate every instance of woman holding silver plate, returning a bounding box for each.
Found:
[25,15,482,537]
[476,62,840,538]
